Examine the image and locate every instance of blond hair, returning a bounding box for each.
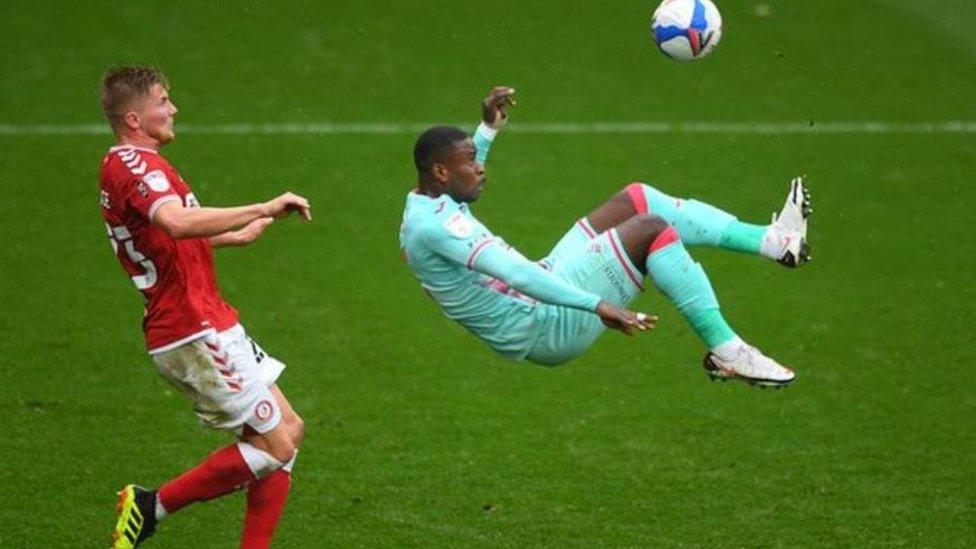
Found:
[101,66,169,133]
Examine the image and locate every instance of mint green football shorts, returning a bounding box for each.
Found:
[527,220,644,366]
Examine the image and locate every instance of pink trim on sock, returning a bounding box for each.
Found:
[608,229,645,291]
[625,183,648,215]
[648,226,680,254]
[576,218,596,239]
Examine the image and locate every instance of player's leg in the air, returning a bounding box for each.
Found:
[612,213,795,386]
[111,330,304,549]
[586,177,812,267]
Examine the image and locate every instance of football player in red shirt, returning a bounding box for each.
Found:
[100,66,309,549]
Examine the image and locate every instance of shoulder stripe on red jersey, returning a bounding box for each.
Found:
[116,149,148,175]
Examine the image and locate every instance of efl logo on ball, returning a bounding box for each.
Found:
[651,0,723,62]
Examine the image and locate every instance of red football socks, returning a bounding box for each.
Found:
[158,444,256,513]
[241,470,292,549]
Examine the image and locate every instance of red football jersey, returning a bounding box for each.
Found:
[99,145,238,353]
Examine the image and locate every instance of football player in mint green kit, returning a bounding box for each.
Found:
[399,87,812,387]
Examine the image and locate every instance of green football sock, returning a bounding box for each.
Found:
[718,221,766,254]
[645,230,737,348]
[635,183,767,254]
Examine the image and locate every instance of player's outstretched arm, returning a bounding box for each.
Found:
[153,192,311,240]
[210,217,275,248]
[470,246,656,334]
[418,220,655,335]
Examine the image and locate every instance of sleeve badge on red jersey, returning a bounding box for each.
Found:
[143,170,171,192]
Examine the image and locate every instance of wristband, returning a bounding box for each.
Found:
[475,122,499,141]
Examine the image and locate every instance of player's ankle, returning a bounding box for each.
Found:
[711,336,745,362]
[155,493,168,521]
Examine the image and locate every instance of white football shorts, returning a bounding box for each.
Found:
[151,324,286,434]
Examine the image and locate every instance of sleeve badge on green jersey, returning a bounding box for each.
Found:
[444,212,474,239]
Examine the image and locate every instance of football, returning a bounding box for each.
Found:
[651,0,723,62]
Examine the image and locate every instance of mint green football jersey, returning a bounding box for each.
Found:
[399,192,547,359]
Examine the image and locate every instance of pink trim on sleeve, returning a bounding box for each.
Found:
[466,238,496,269]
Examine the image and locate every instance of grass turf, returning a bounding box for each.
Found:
[1,0,974,546]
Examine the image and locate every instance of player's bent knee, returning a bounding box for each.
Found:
[290,415,305,447]
[634,213,670,236]
[238,440,289,478]
[267,440,297,465]
[259,423,298,463]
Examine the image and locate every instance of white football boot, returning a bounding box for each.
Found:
[760,176,812,267]
[703,343,796,388]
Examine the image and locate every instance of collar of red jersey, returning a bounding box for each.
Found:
[108,144,159,154]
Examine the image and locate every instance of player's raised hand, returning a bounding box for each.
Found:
[482,86,516,129]
[595,300,657,336]
[263,192,312,221]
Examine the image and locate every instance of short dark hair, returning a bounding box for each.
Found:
[101,66,169,133]
[413,126,470,176]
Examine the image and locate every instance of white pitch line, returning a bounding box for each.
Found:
[0,121,974,135]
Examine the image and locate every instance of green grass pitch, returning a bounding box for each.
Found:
[1,0,974,546]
